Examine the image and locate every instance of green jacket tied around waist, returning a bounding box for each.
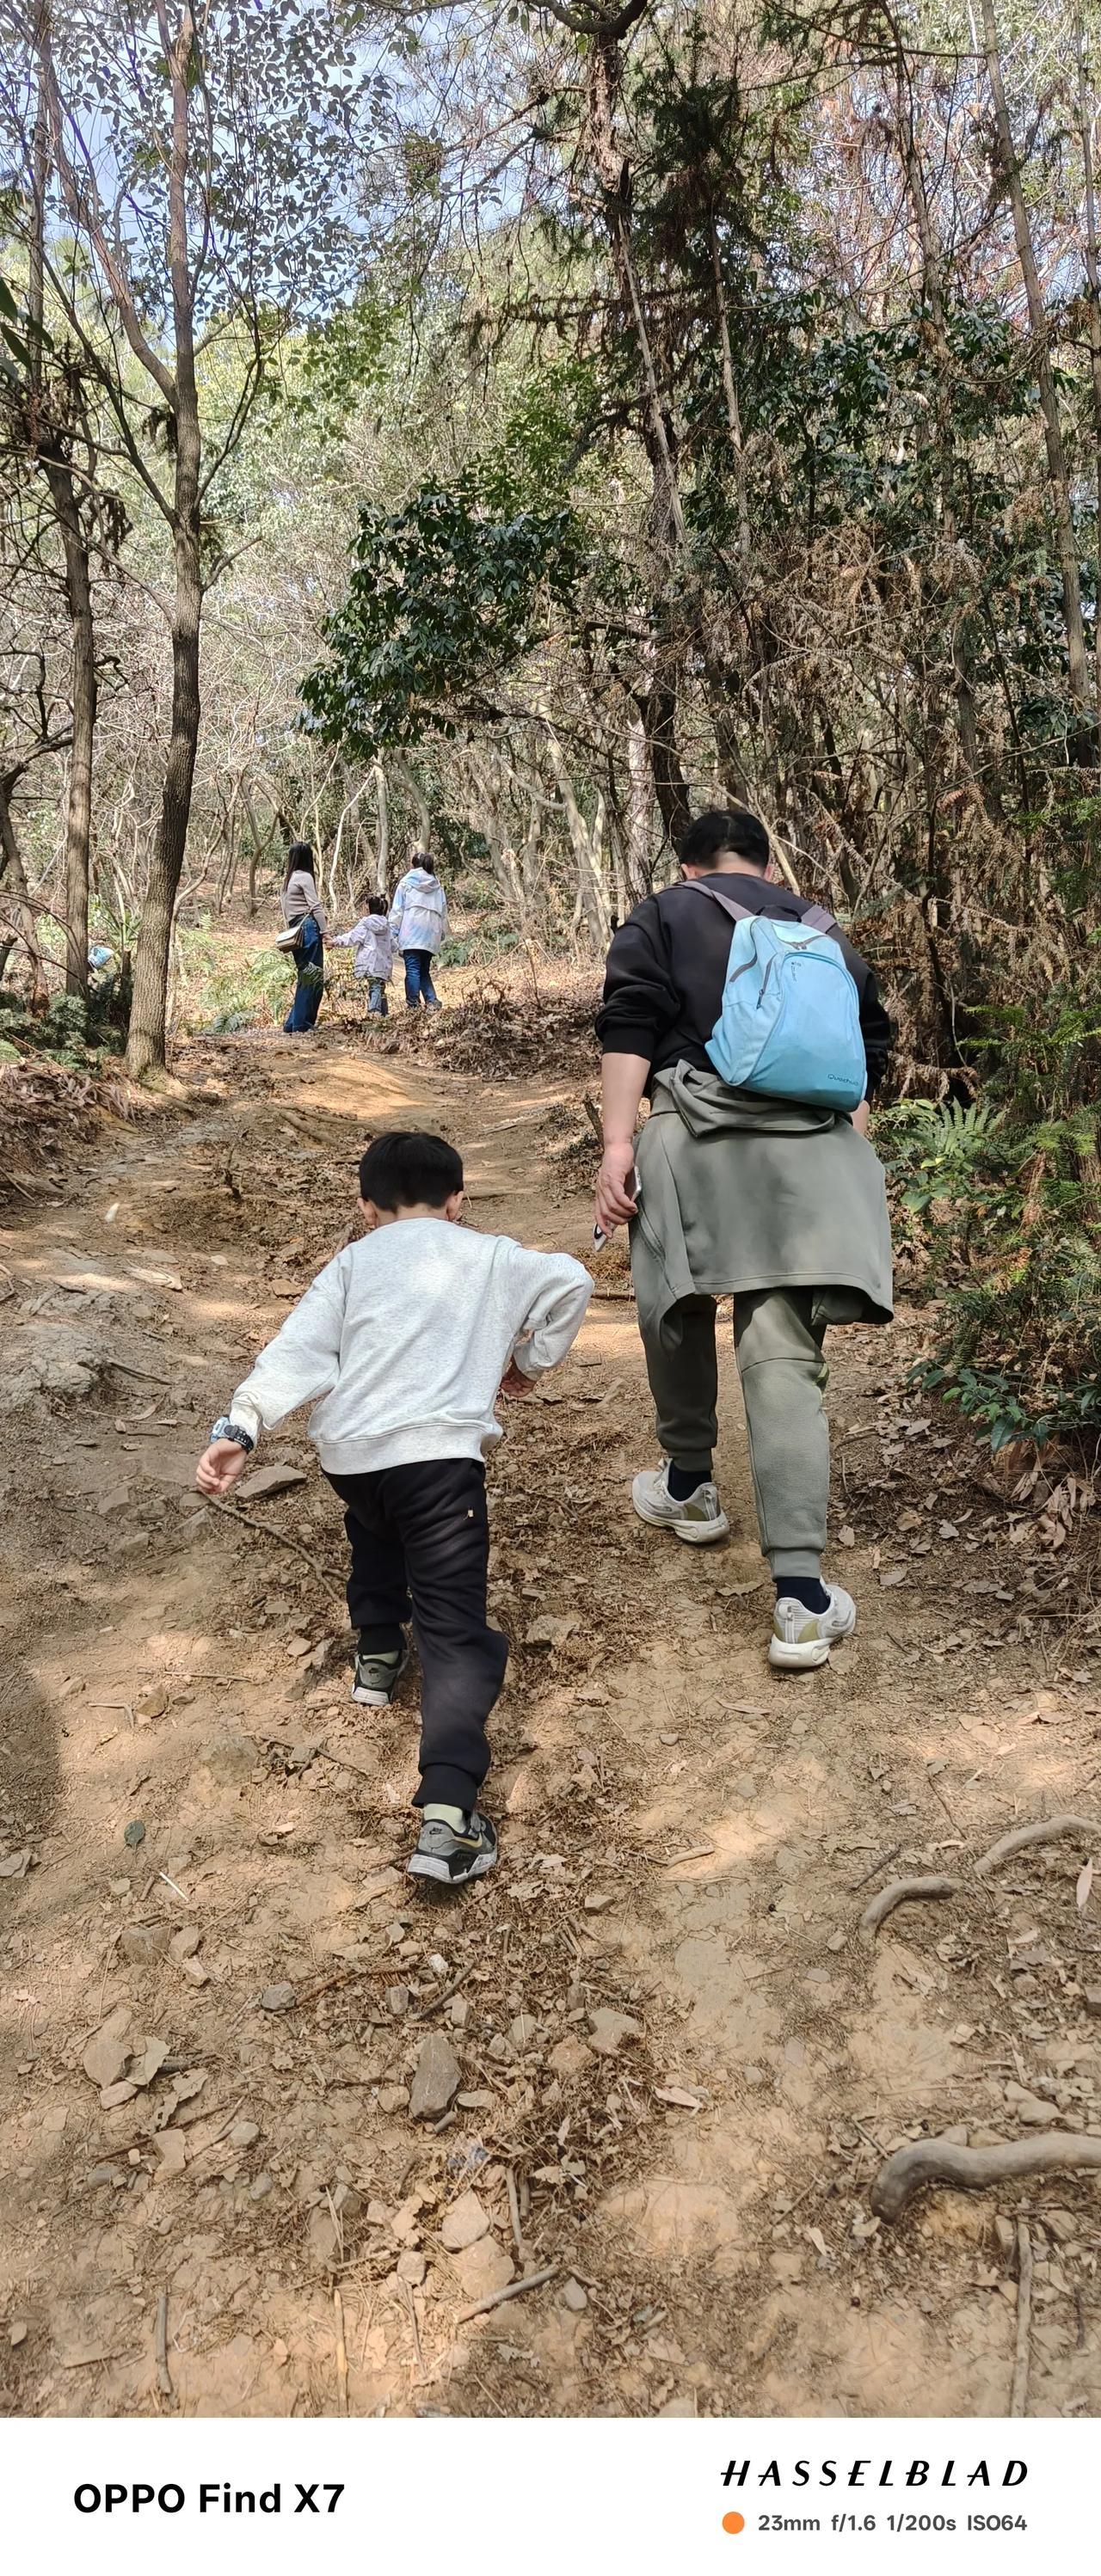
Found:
[630,1063,894,1346]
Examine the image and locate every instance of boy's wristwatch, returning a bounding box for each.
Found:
[209,1416,255,1453]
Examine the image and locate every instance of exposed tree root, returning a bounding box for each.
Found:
[975,1813,1099,1878]
[1010,2221,1032,2417]
[871,2132,1101,2223]
[859,1874,963,1939]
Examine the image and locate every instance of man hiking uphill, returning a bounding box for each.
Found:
[595,805,894,1671]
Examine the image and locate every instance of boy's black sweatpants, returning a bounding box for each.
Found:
[325,1459,507,1812]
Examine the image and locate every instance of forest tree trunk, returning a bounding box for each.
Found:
[242,782,267,915]
[126,9,202,1077]
[393,760,432,849]
[542,719,611,948]
[1073,1,1101,746]
[587,23,693,846]
[372,758,390,894]
[981,0,1092,734]
[126,539,201,1075]
[41,465,96,1002]
[625,716,652,903]
[30,39,96,1003]
[894,69,990,818]
[0,778,50,1007]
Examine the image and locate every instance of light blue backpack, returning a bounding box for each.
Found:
[694,886,866,1112]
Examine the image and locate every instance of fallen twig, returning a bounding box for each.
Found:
[455,2265,556,2326]
[409,1977,465,2021]
[871,2131,1101,2223]
[581,1093,604,1149]
[281,1967,359,2011]
[975,1812,1099,1879]
[1011,2221,1032,2418]
[403,2279,425,2380]
[204,1495,345,1589]
[155,2289,172,2399]
[648,1843,716,1868]
[846,1842,903,1894]
[184,2103,244,2169]
[859,1875,963,1939]
[333,2288,349,2418]
[507,2165,528,2265]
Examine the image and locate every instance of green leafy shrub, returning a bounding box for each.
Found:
[0,984,124,1070]
[176,931,292,1033]
[876,984,1101,1452]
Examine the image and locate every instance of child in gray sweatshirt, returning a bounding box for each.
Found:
[196,1131,592,1886]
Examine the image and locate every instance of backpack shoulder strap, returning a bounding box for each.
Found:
[800,902,839,933]
[689,883,752,926]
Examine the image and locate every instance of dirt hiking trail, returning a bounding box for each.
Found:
[3,1012,1101,2420]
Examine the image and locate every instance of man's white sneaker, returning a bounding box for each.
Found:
[769,1585,857,1670]
[631,1463,730,1546]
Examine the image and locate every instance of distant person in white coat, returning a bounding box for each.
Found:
[389,851,449,1010]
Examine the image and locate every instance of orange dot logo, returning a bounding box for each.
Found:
[722,2512,745,2535]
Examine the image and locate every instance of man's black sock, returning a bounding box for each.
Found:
[667,1459,711,1501]
[776,1575,830,1615]
[359,1624,404,1656]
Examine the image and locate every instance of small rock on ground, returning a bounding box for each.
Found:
[587,2009,643,2058]
[440,2190,489,2253]
[409,2033,460,2120]
[120,1925,170,1964]
[452,2236,514,2301]
[238,1463,308,1501]
[308,2207,341,2267]
[82,2005,132,2089]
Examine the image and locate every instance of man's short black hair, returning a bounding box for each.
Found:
[359,1130,463,1209]
[679,806,770,874]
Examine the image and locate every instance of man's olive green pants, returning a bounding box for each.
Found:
[641,1289,829,1579]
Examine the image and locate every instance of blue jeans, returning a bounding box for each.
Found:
[403,948,440,1009]
[367,978,388,1016]
[283,916,323,1031]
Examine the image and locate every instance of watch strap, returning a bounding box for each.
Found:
[210,1416,255,1453]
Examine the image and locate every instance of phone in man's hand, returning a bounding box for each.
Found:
[594,1164,638,1252]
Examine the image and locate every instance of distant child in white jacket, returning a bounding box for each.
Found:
[195,1130,592,1886]
[332,894,393,1016]
[389,854,449,1011]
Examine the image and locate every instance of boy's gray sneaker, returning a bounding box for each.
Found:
[632,1462,730,1545]
[407,1811,498,1887]
[351,1640,410,1708]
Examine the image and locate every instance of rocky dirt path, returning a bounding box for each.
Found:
[2,1016,1101,2420]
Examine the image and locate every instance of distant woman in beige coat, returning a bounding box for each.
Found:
[280,841,327,1033]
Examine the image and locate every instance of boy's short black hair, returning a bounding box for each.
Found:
[679,806,770,874]
[359,1131,464,1209]
[367,894,387,915]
